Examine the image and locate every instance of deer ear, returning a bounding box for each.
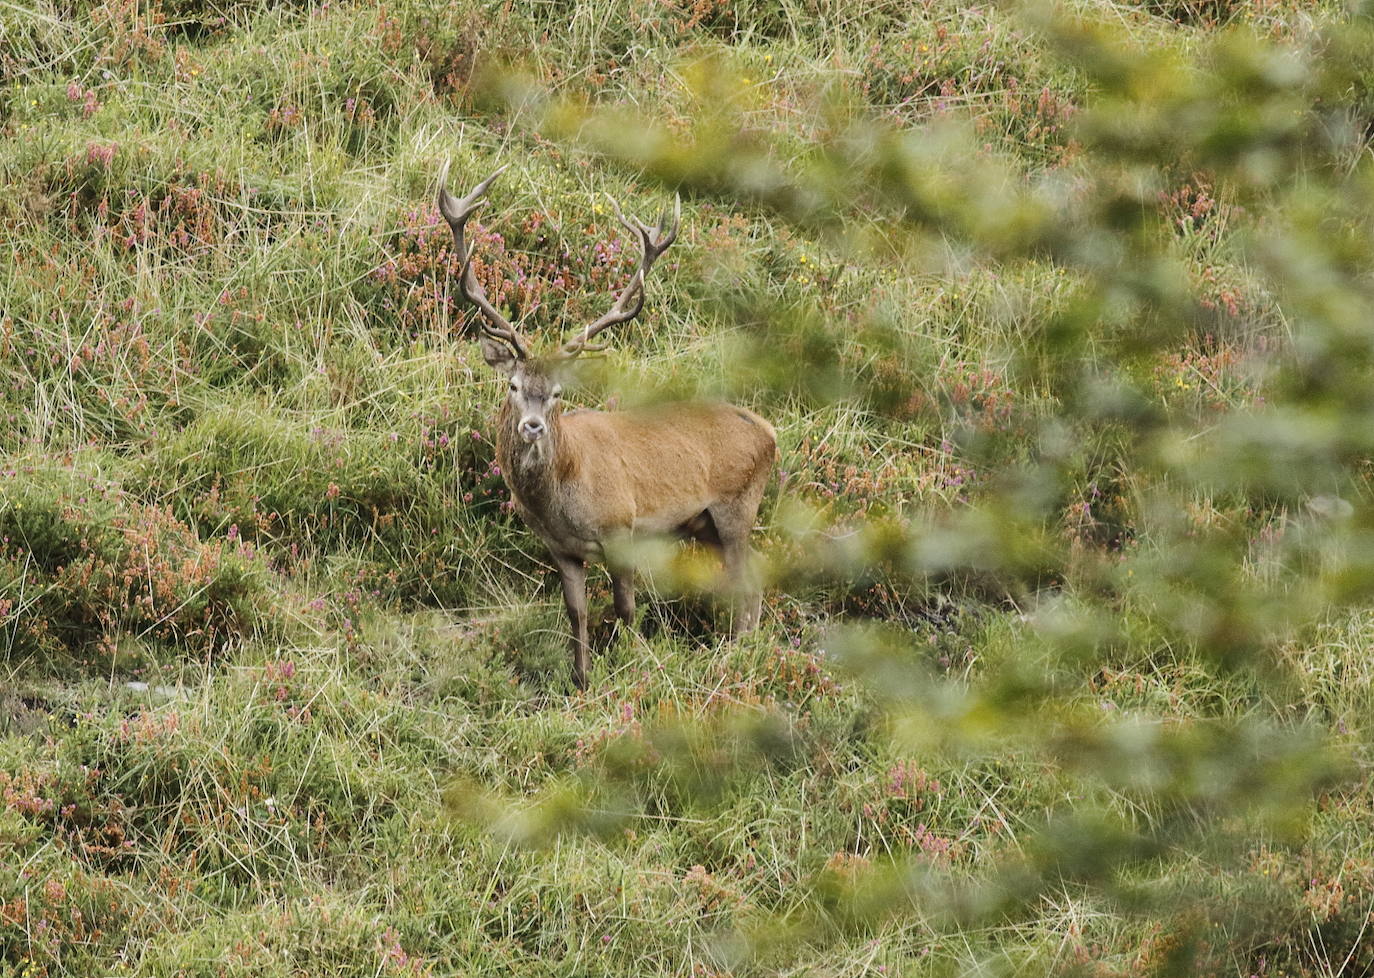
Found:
[480,336,518,376]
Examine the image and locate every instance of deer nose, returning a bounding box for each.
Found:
[519,418,546,441]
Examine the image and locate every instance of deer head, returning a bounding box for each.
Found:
[436,161,679,445]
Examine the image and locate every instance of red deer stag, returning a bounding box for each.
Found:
[437,162,776,690]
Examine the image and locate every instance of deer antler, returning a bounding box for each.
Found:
[560,194,681,359]
[436,160,530,361]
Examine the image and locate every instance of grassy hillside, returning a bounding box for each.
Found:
[5,0,1374,975]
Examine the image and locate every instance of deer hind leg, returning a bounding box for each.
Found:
[554,555,591,689]
[706,497,764,637]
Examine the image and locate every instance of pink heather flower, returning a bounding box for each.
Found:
[66,79,99,114]
[85,142,116,168]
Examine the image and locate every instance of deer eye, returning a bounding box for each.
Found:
[509,380,519,392]
[550,386,562,399]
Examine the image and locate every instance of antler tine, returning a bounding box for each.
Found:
[607,194,638,238]
[436,160,529,360]
[560,193,681,359]
[658,193,681,249]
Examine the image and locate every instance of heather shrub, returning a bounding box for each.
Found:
[0,463,265,661]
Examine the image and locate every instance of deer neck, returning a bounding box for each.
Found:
[495,400,577,508]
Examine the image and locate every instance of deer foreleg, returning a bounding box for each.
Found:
[611,566,636,628]
[555,556,591,689]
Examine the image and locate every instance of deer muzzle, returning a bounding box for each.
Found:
[518,417,547,442]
